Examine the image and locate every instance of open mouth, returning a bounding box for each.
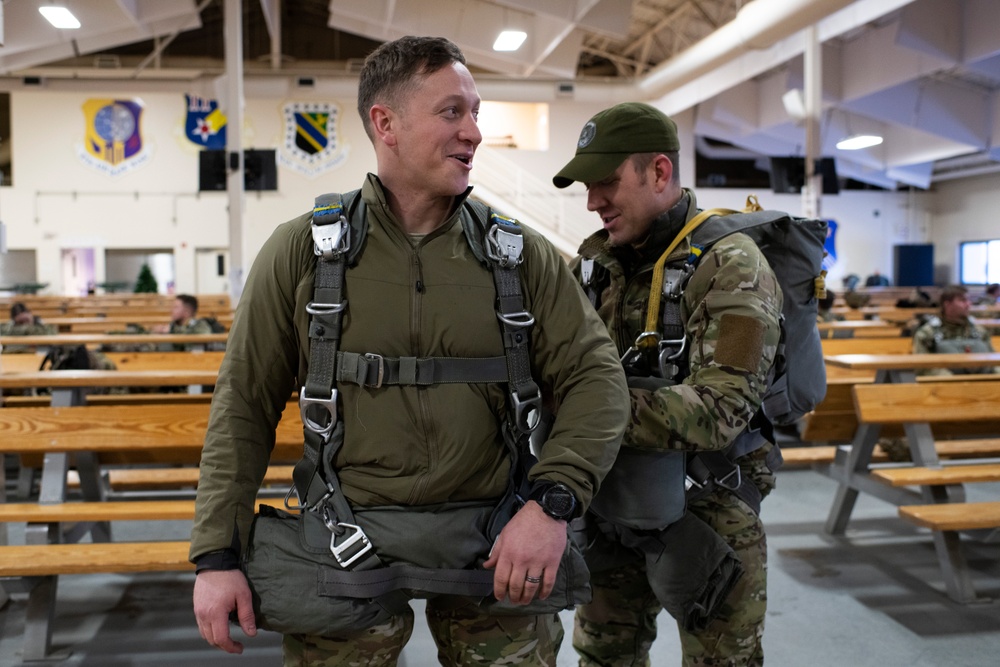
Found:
[451,154,472,166]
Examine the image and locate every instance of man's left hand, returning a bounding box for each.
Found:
[483,500,566,605]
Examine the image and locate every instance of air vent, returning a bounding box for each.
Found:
[556,82,574,98]
[22,76,43,86]
[297,76,315,88]
[94,54,121,69]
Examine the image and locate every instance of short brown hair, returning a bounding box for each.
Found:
[940,285,968,305]
[357,36,466,141]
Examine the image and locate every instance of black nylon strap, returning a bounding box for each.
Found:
[317,564,496,599]
[336,352,509,387]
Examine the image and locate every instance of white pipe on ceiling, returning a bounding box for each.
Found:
[637,0,856,99]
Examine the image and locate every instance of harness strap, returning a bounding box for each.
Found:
[292,192,384,574]
[336,352,508,387]
[484,212,541,434]
[318,564,496,600]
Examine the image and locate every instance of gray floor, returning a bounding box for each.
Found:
[1,466,999,666]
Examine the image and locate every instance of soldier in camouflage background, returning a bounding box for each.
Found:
[912,284,998,376]
[155,294,214,335]
[1,302,57,354]
[553,103,783,666]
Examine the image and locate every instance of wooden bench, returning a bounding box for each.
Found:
[0,400,301,660]
[0,497,285,660]
[872,463,1000,487]
[898,501,1000,532]
[67,464,296,492]
[2,351,226,377]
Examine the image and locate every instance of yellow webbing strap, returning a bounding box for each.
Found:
[638,195,765,350]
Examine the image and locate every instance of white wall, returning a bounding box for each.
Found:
[929,172,1000,284]
[0,75,946,295]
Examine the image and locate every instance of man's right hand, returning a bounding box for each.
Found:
[193,569,257,654]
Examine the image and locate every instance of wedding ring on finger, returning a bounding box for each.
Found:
[525,574,542,584]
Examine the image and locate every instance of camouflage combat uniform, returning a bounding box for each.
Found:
[0,321,57,354]
[912,316,998,376]
[570,189,782,667]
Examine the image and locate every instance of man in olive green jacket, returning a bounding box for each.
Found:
[190,36,627,665]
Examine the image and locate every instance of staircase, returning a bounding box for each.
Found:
[470,146,586,257]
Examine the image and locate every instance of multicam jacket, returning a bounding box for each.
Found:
[190,174,628,560]
[0,321,57,354]
[912,316,997,376]
[571,188,782,495]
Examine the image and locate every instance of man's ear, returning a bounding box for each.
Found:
[370,104,397,147]
[653,154,674,192]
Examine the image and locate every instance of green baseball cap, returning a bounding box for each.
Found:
[552,102,680,189]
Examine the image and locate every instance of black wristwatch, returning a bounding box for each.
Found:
[527,482,578,521]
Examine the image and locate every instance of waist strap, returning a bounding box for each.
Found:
[336,351,508,387]
[318,563,496,599]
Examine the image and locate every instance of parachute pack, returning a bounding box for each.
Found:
[673,195,829,425]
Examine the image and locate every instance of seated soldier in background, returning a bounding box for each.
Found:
[1,302,56,353]
[153,294,214,334]
[912,285,998,376]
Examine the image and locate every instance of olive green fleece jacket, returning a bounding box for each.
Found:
[190,175,628,560]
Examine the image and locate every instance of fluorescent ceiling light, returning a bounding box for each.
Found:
[836,134,883,150]
[39,6,81,30]
[493,30,527,52]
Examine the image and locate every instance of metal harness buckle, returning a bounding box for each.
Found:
[299,386,339,439]
[511,389,541,433]
[363,353,385,388]
[329,523,373,568]
[497,310,535,328]
[311,216,350,260]
[485,223,524,268]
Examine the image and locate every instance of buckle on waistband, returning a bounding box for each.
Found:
[299,386,338,439]
[312,216,350,260]
[329,523,374,568]
[486,223,524,268]
[363,353,385,389]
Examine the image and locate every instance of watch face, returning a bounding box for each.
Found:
[543,486,576,519]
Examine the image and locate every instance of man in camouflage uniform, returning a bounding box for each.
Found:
[553,103,783,666]
[155,294,214,335]
[912,284,998,376]
[190,36,628,666]
[1,302,57,354]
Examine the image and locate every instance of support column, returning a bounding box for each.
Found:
[801,25,822,220]
[224,0,246,304]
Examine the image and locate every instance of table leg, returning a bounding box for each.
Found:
[825,421,881,535]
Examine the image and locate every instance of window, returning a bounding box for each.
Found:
[959,240,1000,285]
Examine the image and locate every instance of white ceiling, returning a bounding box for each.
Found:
[1,0,999,189]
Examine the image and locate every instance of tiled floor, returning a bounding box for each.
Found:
[1,466,999,666]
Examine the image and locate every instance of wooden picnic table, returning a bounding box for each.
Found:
[821,352,1000,602]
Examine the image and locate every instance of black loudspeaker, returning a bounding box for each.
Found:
[894,244,934,287]
[769,157,839,194]
[198,149,278,191]
[198,150,227,191]
[244,149,278,191]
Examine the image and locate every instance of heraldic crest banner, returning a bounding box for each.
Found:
[185,94,227,149]
[278,101,348,178]
[77,98,152,176]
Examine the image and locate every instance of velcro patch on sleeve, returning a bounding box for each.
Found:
[714,313,765,371]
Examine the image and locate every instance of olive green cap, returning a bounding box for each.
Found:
[552,102,680,188]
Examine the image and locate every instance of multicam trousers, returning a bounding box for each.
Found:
[282,596,565,666]
[573,490,767,667]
